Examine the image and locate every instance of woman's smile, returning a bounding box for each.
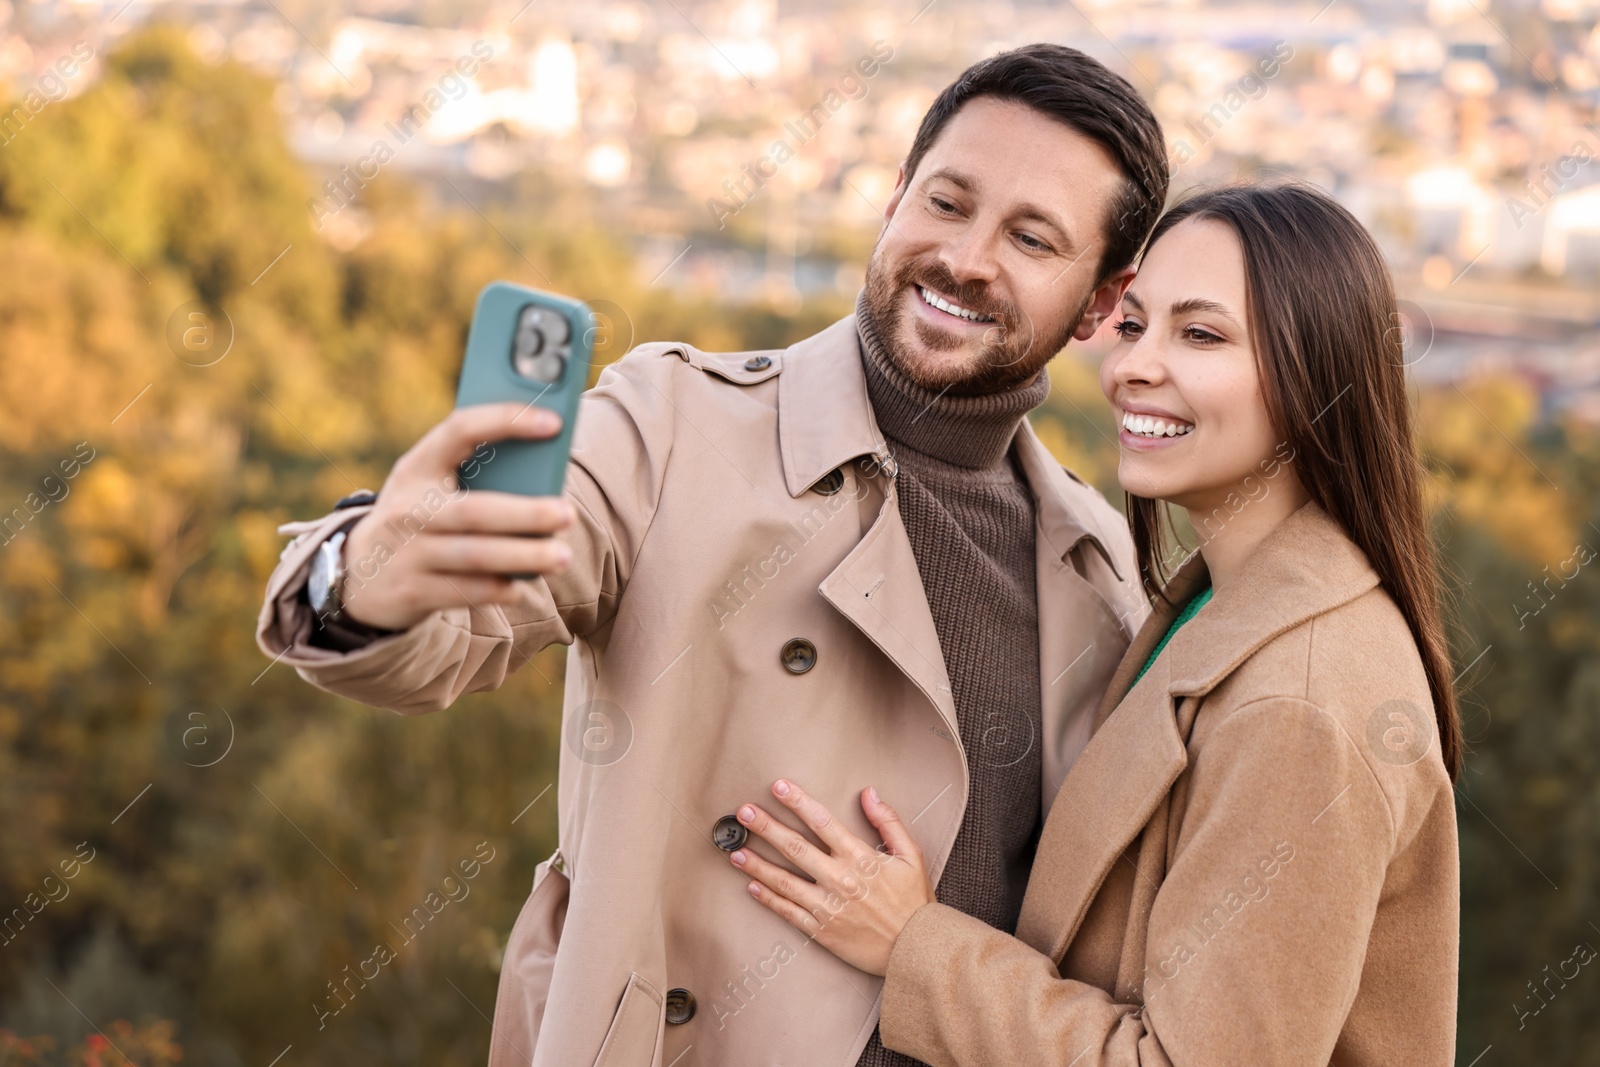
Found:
[1116,403,1195,449]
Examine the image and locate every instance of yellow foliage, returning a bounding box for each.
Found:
[1420,378,1576,566]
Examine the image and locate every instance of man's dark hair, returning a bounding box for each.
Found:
[904,44,1169,282]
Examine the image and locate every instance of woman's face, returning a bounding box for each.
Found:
[1099,217,1289,515]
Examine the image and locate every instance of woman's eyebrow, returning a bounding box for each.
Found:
[1171,297,1241,327]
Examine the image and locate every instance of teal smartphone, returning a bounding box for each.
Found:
[454,282,593,496]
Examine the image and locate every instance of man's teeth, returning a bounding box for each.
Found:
[919,286,993,323]
[1121,412,1195,438]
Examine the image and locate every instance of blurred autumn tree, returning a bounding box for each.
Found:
[0,24,843,1066]
[0,24,1595,1067]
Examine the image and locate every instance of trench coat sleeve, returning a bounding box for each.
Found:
[880,697,1403,1067]
[254,351,678,715]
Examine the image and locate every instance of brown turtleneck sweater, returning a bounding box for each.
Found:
[854,293,1048,1067]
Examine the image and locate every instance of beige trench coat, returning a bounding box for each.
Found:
[879,502,1460,1066]
[256,313,1147,1067]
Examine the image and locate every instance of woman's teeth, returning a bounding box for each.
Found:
[1121,412,1195,438]
[919,286,993,323]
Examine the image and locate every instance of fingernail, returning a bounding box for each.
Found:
[738,805,756,823]
[556,544,573,565]
[561,502,576,525]
[868,786,880,805]
[747,882,761,897]
[773,779,791,797]
[730,850,746,866]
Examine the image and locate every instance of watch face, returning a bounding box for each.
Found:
[308,541,334,614]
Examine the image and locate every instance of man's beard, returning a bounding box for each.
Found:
[861,250,1089,397]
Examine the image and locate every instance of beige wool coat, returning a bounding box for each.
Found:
[256,313,1147,1067]
[879,502,1460,1066]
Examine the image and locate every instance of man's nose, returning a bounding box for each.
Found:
[936,224,1001,287]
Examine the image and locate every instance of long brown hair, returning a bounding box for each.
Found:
[1127,182,1462,781]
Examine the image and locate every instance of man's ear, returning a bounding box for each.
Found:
[1074,265,1135,341]
[883,161,910,223]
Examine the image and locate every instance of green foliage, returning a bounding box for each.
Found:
[0,25,1595,1067]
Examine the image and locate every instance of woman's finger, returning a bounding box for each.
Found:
[745,878,823,938]
[772,779,871,861]
[737,804,831,880]
[861,786,922,862]
[730,848,829,917]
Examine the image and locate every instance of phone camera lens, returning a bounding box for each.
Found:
[512,306,570,384]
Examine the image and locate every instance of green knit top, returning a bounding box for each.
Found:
[1133,587,1214,685]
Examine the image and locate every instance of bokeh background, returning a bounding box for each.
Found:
[0,0,1597,1063]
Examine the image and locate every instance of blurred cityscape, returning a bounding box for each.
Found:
[4,0,1600,417]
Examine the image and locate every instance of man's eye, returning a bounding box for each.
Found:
[1015,233,1050,252]
[929,196,956,213]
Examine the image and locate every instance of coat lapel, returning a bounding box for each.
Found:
[776,315,887,497]
[1090,552,1210,733]
[1013,423,1146,812]
[1014,569,1197,959]
[1015,502,1385,963]
[819,479,960,742]
[777,314,961,740]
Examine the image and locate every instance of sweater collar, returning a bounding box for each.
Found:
[855,290,1049,471]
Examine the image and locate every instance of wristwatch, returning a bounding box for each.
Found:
[307,527,355,623]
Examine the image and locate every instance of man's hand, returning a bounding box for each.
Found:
[339,402,576,632]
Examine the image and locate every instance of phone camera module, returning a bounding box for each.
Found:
[511,306,571,384]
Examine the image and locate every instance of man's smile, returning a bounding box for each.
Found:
[915,284,995,324]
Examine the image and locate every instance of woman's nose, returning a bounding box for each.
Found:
[1111,332,1164,388]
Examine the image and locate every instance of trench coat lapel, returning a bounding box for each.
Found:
[785,323,1144,764]
[776,315,887,497]
[780,316,962,739]
[1012,422,1145,811]
[820,481,960,738]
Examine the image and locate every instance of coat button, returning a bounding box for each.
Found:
[813,468,845,495]
[781,638,817,674]
[712,814,748,852]
[665,987,696,1025]
[743,354,772,371]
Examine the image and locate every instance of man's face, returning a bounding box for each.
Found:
[863,97,1133,395]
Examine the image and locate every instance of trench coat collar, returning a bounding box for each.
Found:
[1017,501,1382,960]
[777,312,1118,571]
[777,314,889,497]
[1011,423,1125,582]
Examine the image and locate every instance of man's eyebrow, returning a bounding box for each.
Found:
[920,166,976,193]
[1014,205,1074,250]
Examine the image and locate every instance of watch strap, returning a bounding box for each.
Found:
[306,515,400,649]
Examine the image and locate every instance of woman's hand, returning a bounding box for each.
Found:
[729,779,934,977]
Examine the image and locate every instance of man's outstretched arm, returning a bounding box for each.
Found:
[255,353,677,714]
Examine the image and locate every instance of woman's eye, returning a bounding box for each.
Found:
[1184,326,1223,345]
[1112,319,1142,339]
